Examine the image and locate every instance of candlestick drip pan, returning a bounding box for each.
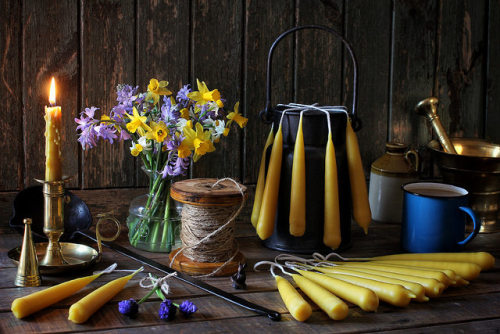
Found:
[8,242,100,275]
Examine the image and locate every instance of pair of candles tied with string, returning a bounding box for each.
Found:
[254,251,495,322]
[251,103,371,249]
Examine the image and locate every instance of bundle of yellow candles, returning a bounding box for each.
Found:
[251,107,371,249]
[11,266,142,323]
[256,251,495,322]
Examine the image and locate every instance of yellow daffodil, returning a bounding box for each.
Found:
[126,107,150,136]
[177,141,192,158]
[180,108,190,119]
[187,79,224,107]
[145,121,169,143]
[182,122,215,162]
[227,102,248,128]
[146,78,172,104]
[130,143,143,157]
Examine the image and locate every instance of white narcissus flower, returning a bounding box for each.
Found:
[137,136,152,151]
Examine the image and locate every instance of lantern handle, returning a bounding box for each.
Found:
[261,25,360,131]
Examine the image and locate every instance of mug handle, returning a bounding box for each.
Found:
[457,206,480,246]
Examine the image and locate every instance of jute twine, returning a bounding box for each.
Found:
[169,178,245,277]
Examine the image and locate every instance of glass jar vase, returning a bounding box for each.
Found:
[126,170,182,252]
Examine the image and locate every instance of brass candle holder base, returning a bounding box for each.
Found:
[35,177,72,266]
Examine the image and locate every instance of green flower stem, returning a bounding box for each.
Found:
[137,285,158,305]
[144,180,165,248]
[160,191,171,249]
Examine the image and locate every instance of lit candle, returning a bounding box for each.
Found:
[68,268,142,323]
[251,125,275,228]
[256,117,284,240]
[45,77,62,181]
[289,112,306,236]
[346,119,371,234]
[324,129,341,249]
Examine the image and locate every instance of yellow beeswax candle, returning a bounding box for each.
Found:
[275,275,312,322]
[251,125,275,227]
[346,119,371,233]
[45,77,63,182]
[289,112,306,236]
[372,260,481,281]
[315,266,428,302]
[297,269,379,312]
[256,121,283,240]
[323,132,341,249]
[371,252,495,271]
[11,272,102,319]
[68,268,142,323]
[292,274,348,320]
[330,263,446,297]
[324,272,415,307]
[363,262,457,286]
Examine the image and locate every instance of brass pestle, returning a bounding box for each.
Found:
[415,97,457,154]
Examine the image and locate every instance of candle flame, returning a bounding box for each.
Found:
[49,77,56,105]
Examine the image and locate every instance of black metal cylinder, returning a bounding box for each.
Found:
[262,107,352,253]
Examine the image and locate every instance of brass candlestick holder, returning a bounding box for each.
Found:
[35,177,71,266]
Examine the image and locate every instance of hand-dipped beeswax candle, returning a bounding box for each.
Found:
[289,112,306,237]
[68,268,142,323]
[251,125,275,227]
[346,119,371,233]
[323,131,341,249]
[257,118,283,240]
[45,77,62,181]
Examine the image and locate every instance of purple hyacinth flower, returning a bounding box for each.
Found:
[176,84,191,104]
[158,299,177,321]
[116,84,138,108]
[178,300,198,317]
[95,124,118,144]
[77,126,98,149]
[118,299,139,317]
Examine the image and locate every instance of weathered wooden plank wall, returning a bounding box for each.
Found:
[0,0,498,192]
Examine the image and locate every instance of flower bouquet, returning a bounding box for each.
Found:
[76,78,248,252]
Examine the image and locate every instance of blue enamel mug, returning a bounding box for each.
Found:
[401,182,480,253]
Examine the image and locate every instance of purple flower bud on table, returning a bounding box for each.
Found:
[159,299,177,321]
[118,299,139,317]
[179,300,198,317]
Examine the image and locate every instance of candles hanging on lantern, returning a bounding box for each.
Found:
[45,77,62,182]
[323,112,341,249]
[289,111,306,237]
[256,114,284,240]
[251,125,275,227]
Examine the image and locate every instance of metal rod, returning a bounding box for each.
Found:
[77,231,281,321]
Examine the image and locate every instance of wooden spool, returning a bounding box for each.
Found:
[169,178,247,276]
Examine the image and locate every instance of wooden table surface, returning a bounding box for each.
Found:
[1,188,500,333]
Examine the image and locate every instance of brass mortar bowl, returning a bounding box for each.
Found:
[428,138,500,232]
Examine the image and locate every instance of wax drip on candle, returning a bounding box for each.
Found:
[289,111,306,237]
[251,124,275,228]
[321,110,341,249]
[256,113,285,240]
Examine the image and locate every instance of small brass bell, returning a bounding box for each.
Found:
[15,218,41,287]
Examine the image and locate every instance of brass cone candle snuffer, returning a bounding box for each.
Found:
[15,218,41,287]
